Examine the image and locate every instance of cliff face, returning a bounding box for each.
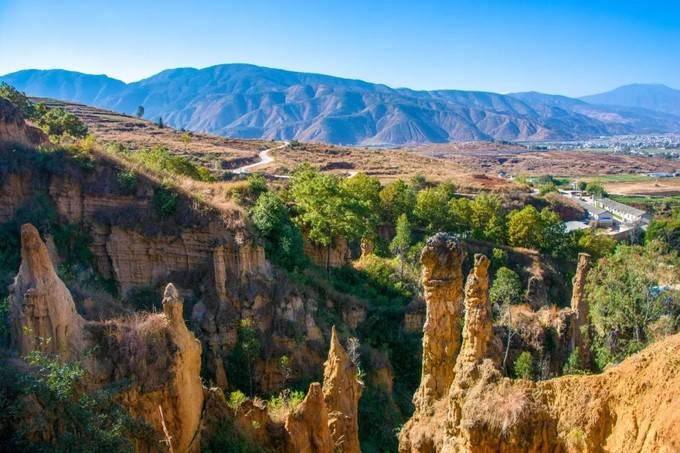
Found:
[0,148,336,394]
[322,326,363,453]
[9,224,85,359]
[8,225,205,452]
[400,239,680,453]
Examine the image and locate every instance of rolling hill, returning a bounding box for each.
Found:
[3,64,680,145]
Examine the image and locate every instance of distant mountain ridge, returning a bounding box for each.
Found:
[3,64,680,145]
[580,83,680,117]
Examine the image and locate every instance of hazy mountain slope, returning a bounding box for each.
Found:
[580,83,680,117]
[3,65,680,145]
[1,69,126,107]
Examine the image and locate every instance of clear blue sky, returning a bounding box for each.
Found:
[1,0,678,96]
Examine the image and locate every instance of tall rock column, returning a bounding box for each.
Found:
[322,326,363,453]
[570,252,592,367]
[414,233,465,408]
[456,254,493,367]
[8,224,85,359]
[159,283,205,453]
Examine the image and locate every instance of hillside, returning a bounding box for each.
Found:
[581,83,680,117]
[3,65,680,145]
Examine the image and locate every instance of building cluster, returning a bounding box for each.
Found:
[560,190,649,239]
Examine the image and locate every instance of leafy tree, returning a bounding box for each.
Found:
[577,181,587,191]
[491,247,508,270]
[342,172,382,234]
[577,230,616,260]
[586,243,680,368]
[250,192,305,270]
[513,351,534,380]
[379,179,416,224]
[646,217,680,251]
[585,182,607,198]
[448,197,472,233]
[135,105,144,118]
[290,165,368,270]
[237,319,261,396]
[538,207,567,256]
[413,183,456,232]
[507,205,565,254]
[507,205,544,249]
[490,267,523,306]
[390,213,412,277]
[469,194,505,243]
[0,82,36,118]
[37,107,88,138]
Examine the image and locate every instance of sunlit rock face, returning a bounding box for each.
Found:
[9,223,85,359]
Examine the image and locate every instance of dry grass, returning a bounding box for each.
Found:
[472,383,530,435]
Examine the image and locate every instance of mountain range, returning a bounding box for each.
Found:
[2,64,680,145]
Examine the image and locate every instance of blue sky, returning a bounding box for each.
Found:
[1,0,678,96]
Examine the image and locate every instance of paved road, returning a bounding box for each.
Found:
[232,142,288,176]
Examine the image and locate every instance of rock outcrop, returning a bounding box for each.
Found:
[570,252,592,366]
[90,283,204,452]
[0,98,49,148]
[303,234,351,268]
[400,246,680,453]
[414,233,464,407]
[8,226,205,452]
[284,383,334,453]
[8,224,85,359]
[322,326,363,453]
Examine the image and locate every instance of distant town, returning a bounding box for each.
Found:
[525,133,680,159]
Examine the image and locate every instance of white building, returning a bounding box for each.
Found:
[593,198,648,224]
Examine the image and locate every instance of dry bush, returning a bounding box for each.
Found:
[470,384,530,436]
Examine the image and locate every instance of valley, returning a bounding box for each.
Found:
[0,78,679,453]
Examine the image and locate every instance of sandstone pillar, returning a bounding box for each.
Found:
[322,326,363,453]
[570,252,592,366]
[9,223,85,359]
[414,233,465,407]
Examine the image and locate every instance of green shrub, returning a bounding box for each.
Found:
[490,267,523,306]
[117,169,138,195]
[0,82,36,118]
[37,107,88,138]
[250,192,306,270]
[513,351,534,380]
[152,185,179,217]
[1,351,145,452]
[130,146,213,181]
[562,350,588,375]
[227,390,248,411]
